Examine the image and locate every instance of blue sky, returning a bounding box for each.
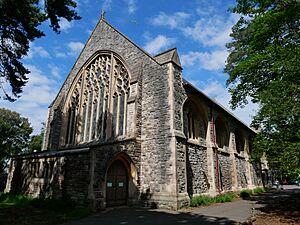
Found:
[1,0,258,134]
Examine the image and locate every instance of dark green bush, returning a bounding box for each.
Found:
[253,187,265,194]
[190,195,214,207]
[240,189,252,198]
[215,193,237,203]
[190,193,237,207]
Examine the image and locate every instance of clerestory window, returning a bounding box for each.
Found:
[65,52,130,145]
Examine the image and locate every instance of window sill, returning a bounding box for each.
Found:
[187,139,206,147]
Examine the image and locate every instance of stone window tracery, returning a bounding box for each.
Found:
[183,101,207,142]
[65,52,130,145]
[235,131,245,154]
[215,117,229,149]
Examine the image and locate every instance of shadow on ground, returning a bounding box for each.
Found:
[248,187,300,223]
[64,207,239,225]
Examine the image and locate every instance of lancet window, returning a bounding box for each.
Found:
[215,117,229,149]
[183,100,207,142]
[235,131,245,153]
[65,52,130,145]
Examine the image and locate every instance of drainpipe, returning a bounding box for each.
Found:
[211,107,221,194]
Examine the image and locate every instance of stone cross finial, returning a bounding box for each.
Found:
[101,10,106,19]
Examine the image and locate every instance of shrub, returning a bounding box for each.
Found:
[215,193,237,203]
[190,195,214,207]
[0,193,32,207]
[253,187,265,194]
[240,189,252,199]
[190,193,237,207]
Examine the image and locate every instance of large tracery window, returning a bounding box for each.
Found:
[65,52,130,145]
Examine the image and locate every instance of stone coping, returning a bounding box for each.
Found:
[11,147,90,159]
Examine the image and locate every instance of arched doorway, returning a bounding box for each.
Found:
[106,160,128,206]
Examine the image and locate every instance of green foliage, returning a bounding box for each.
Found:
[239,189,252,199]
[0,108,32,174]
[214,193,237,203]
[253,187,265,194]
[28,123,45,152]
[0,192,89,220]
[0,0,80,101]
[0,192,32,208]
[225,0,300,179]
[239,187,268,198]
[190,195,214,207]
[190,193,237,207]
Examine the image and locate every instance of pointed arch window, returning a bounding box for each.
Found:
[235,131,245,154]
[215,117,229,149]
[65,52,130,145]
[183,100,207,142]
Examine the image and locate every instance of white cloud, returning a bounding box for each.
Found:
[181,50,228,71]
[67,41,84,56]
[25,43,50,59]
[55,52,67,58]
[59,18,73,31]
[127,0,137,14]
[183,14,239,47]
[150,12,191,29]
[196,5,217,16]
[48,64,61,79]
[197,80,258,126]
[102,0,112,11]
[143,35,176,55]
[1,65,60,134]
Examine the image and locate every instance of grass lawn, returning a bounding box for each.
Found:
[0,193,90,225]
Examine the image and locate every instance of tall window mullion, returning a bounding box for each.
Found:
[98,86,105,139]
[81,103,87,142]
[86,91,93,142]
[118,93,125,136]
[70,106,76,144]
[66,108,72,144]
[112,95,118,137]
[91,99,97,140]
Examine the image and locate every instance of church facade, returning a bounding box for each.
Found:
[5,18,262,210]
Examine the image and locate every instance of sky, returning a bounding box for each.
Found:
[1,0,258,134]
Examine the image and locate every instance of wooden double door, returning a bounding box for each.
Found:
[106,160,128,206]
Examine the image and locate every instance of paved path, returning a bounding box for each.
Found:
[63,185,300,225]
[63,200,255,225]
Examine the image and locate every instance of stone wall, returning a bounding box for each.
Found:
[217,153,233,191]
[186,143,209,196]
[176,138,186,194]
[250,162,262,186]
[140,62,174,194]
[235,157,248,188]
[5,151,90,204]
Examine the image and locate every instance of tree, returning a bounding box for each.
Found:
[0,0,80,101]
[0,108,32,173]
[225,0,300,178]
[28,123,45,153]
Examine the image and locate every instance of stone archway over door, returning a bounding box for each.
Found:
[106,160,128,206]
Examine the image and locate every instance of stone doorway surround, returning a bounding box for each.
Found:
[104,152,138,208]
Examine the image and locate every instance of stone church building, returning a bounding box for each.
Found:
[5,18,262,210]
